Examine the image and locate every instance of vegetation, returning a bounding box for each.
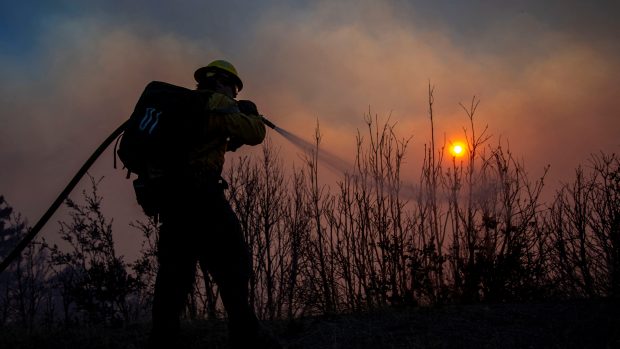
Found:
[0,88,619,347]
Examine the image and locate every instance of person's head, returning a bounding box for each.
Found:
[194,60,243,98]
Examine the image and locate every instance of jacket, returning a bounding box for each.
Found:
[185,91,266,184]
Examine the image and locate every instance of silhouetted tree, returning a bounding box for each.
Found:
[546,152,620,298]
[47,175,138,325]
[129,217,160,321]
[0,196,51,328]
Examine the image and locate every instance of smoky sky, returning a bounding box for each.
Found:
[1,0,619,258]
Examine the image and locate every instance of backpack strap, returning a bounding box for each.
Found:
[113,131,124,169]
[112,131,132,178]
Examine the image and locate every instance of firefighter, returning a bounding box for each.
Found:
[148,60,281,349]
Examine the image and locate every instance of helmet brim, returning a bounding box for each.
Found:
[194,66,243,92]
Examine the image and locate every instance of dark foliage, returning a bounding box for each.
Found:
[1,91,619,347]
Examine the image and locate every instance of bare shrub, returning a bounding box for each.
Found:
[47,175,139,325]
[0,196,52,328]
[546,152,620,298]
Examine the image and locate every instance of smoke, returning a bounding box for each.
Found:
[240,1,620,192]
[1,0,619,257]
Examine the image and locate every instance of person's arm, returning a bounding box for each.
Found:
[207,93,266,149]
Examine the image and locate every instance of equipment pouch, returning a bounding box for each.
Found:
[133,177,163,217]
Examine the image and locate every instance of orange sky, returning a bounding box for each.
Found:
[1,0,619,258]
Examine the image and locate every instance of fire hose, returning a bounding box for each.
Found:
[0,116,276,275]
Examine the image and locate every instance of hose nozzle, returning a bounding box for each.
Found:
[261,116,277,130]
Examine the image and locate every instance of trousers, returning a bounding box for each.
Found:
[149,187,259,347]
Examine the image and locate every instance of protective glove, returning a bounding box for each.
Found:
[238,99,276,129]
[237,99,259,116]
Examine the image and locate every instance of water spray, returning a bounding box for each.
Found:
[261,116,356,176]
[260,116,419,200]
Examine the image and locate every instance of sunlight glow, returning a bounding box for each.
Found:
[450,142,466,157]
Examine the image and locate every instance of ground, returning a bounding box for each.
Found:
[1,299,618,348]
[283,299,620,349]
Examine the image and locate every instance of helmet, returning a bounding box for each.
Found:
[194,60,243,91]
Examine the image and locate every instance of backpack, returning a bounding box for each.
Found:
[117,81,208,216]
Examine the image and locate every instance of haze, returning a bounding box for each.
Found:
[1,0,618,258]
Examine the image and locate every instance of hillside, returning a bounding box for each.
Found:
[1,299,618,349]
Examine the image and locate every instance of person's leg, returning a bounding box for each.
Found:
[149,219,197,348]
[192,187,281,348]
[199,196,264,346]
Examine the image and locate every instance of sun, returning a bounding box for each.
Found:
[449,142,466,157]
